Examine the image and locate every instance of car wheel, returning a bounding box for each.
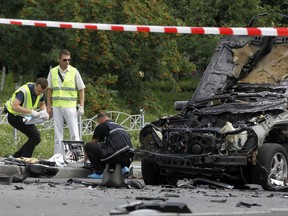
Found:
[141,159,160,185]
[251,143,288,190]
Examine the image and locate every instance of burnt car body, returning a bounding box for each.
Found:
[136,15,288,190]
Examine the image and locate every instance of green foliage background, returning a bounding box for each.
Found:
[0,0,288,158]
[0,73,198,158]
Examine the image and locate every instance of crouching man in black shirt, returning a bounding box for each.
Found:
[84,111,133,179]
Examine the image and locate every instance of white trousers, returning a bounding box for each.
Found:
[53,107,80,156]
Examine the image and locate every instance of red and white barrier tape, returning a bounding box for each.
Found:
[1,18,288,36]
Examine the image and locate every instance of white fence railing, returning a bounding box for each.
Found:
[81,110,145,135]
[0,108,145,137]
[0,107,7,124]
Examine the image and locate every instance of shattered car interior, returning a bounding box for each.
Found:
[137,13,288,190]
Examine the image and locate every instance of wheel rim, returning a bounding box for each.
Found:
[270,152,288,182]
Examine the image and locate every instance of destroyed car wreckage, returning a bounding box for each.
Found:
[136,13,288,190]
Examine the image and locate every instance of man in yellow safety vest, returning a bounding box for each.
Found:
[46,49,85,159]
[5,77,48,158]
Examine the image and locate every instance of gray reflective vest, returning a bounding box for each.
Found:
[100,120,133,161]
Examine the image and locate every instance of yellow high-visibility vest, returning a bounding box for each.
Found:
[5,83,42,116]
[51,65,77,108]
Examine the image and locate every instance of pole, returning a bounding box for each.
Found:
[78,114,82,140]
[13,83,19,145]
[140,108,145,129]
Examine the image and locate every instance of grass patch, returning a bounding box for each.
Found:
[0,124,140,159]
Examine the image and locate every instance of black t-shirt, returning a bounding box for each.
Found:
[92,122,110,142]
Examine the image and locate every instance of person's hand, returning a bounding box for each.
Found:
[78,105,84,116]
[44,113,49,120]
[42,110,50,120]
[31,110,40,118]
[47,107,53,117]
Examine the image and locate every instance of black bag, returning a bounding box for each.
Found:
[4,157,59,179]
[26,164,59,178]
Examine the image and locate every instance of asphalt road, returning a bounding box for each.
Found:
[1,177,288,216]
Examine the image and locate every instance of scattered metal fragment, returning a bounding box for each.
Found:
[161,184,176,188]
[164,193,180,198]
[192,178,234,189]
[14,185,24,190]
[110,201,192,215]
[196,190,207,195]
[204,194,222,197]
[48,182,57,187]
[159,188,177,193]
[126,180,144,189]
[135,196,168,201]
[211,199,227,203]
[67,178,100,188]
[236,201,262,208]
[177,182,195,189]
[269,175,288,187]
[67,178,144,189]
[243,184,264,191]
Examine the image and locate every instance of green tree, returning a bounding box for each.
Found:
[2,0,286,115]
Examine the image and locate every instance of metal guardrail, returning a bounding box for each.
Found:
[81,110,145,135]
[0,108,145,136]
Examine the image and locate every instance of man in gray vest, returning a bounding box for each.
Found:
[84,111,133,179]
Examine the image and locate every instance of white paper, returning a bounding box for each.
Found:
[24,109,49,125]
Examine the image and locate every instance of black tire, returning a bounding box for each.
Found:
[141,159,160,185]
[251,143,288,190]
[141,159,179,186]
